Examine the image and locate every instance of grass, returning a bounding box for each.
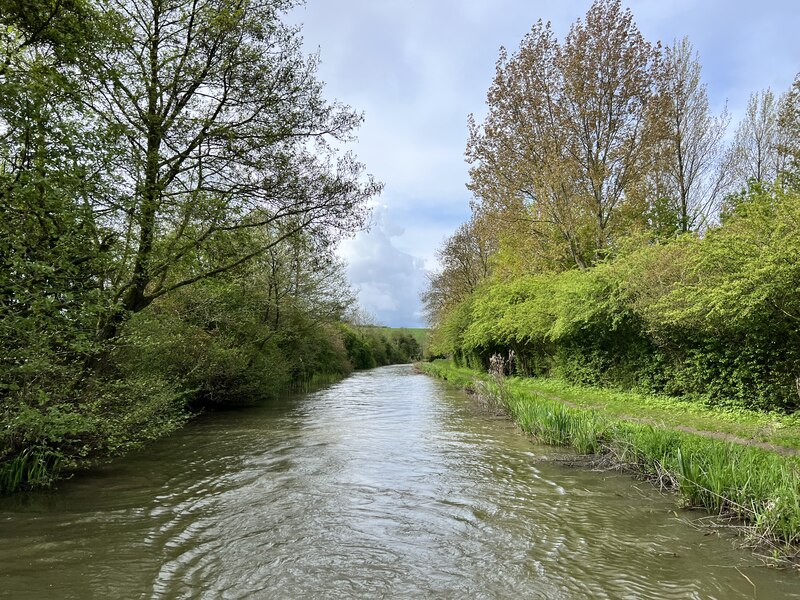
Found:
[419,359,800,562]
[514,377,800,451]
[421,360,800,452]
[0,448,63,494]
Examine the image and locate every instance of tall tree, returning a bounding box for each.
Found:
[85,0,380,338]
[467,20,593,271]
[650,38,729,232]
[466,0,659,271]
[778,72,800,187]
[726,88,787,188]
[557,0,658,258]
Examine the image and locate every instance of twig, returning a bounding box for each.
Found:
[735,567,757,599]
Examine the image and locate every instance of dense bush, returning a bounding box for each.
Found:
[432,184,800,412]
[1,259,423,492]
[341,325,422,370]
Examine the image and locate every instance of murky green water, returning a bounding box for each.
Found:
[1,365,798,598]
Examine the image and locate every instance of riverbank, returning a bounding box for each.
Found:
[419,359,800,564]
[0,324,424,495]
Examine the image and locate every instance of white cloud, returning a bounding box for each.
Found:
[339,205,429,327]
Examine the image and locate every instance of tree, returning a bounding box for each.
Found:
[726,88,787,188]
[0,0,383,490]
[557,0,658,258]
[466,0,659,271]
[84,0,380,338]
[258,231,355,334]
[422,216,493,327]
[650,37,729,233]
[0,0,111,395]
[778,72,800,187]
[466,20,590,271]
[120,225,360,405]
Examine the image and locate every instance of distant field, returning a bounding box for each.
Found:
[378,327,429,352]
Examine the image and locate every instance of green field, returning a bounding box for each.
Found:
[374,327,429,353]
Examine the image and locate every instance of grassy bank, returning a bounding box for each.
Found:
[420,360,800,562]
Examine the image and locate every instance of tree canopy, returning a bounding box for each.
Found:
[425,0,800,414]
[0,0,389,492]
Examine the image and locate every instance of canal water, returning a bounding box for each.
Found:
[1,365,798,598]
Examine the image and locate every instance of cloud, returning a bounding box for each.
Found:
[339,205,429,327]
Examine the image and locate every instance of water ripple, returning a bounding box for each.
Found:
[0,365,798,599]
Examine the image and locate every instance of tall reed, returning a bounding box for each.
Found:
[0,448,62,494]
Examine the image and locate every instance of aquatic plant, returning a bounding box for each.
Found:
[0,448,62,494]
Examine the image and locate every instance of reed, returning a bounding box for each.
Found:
[293,372,346,393]
[0,448,62,494]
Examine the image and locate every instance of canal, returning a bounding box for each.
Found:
[1,365,797,598]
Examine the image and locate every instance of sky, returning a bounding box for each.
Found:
[287,0,800,328]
